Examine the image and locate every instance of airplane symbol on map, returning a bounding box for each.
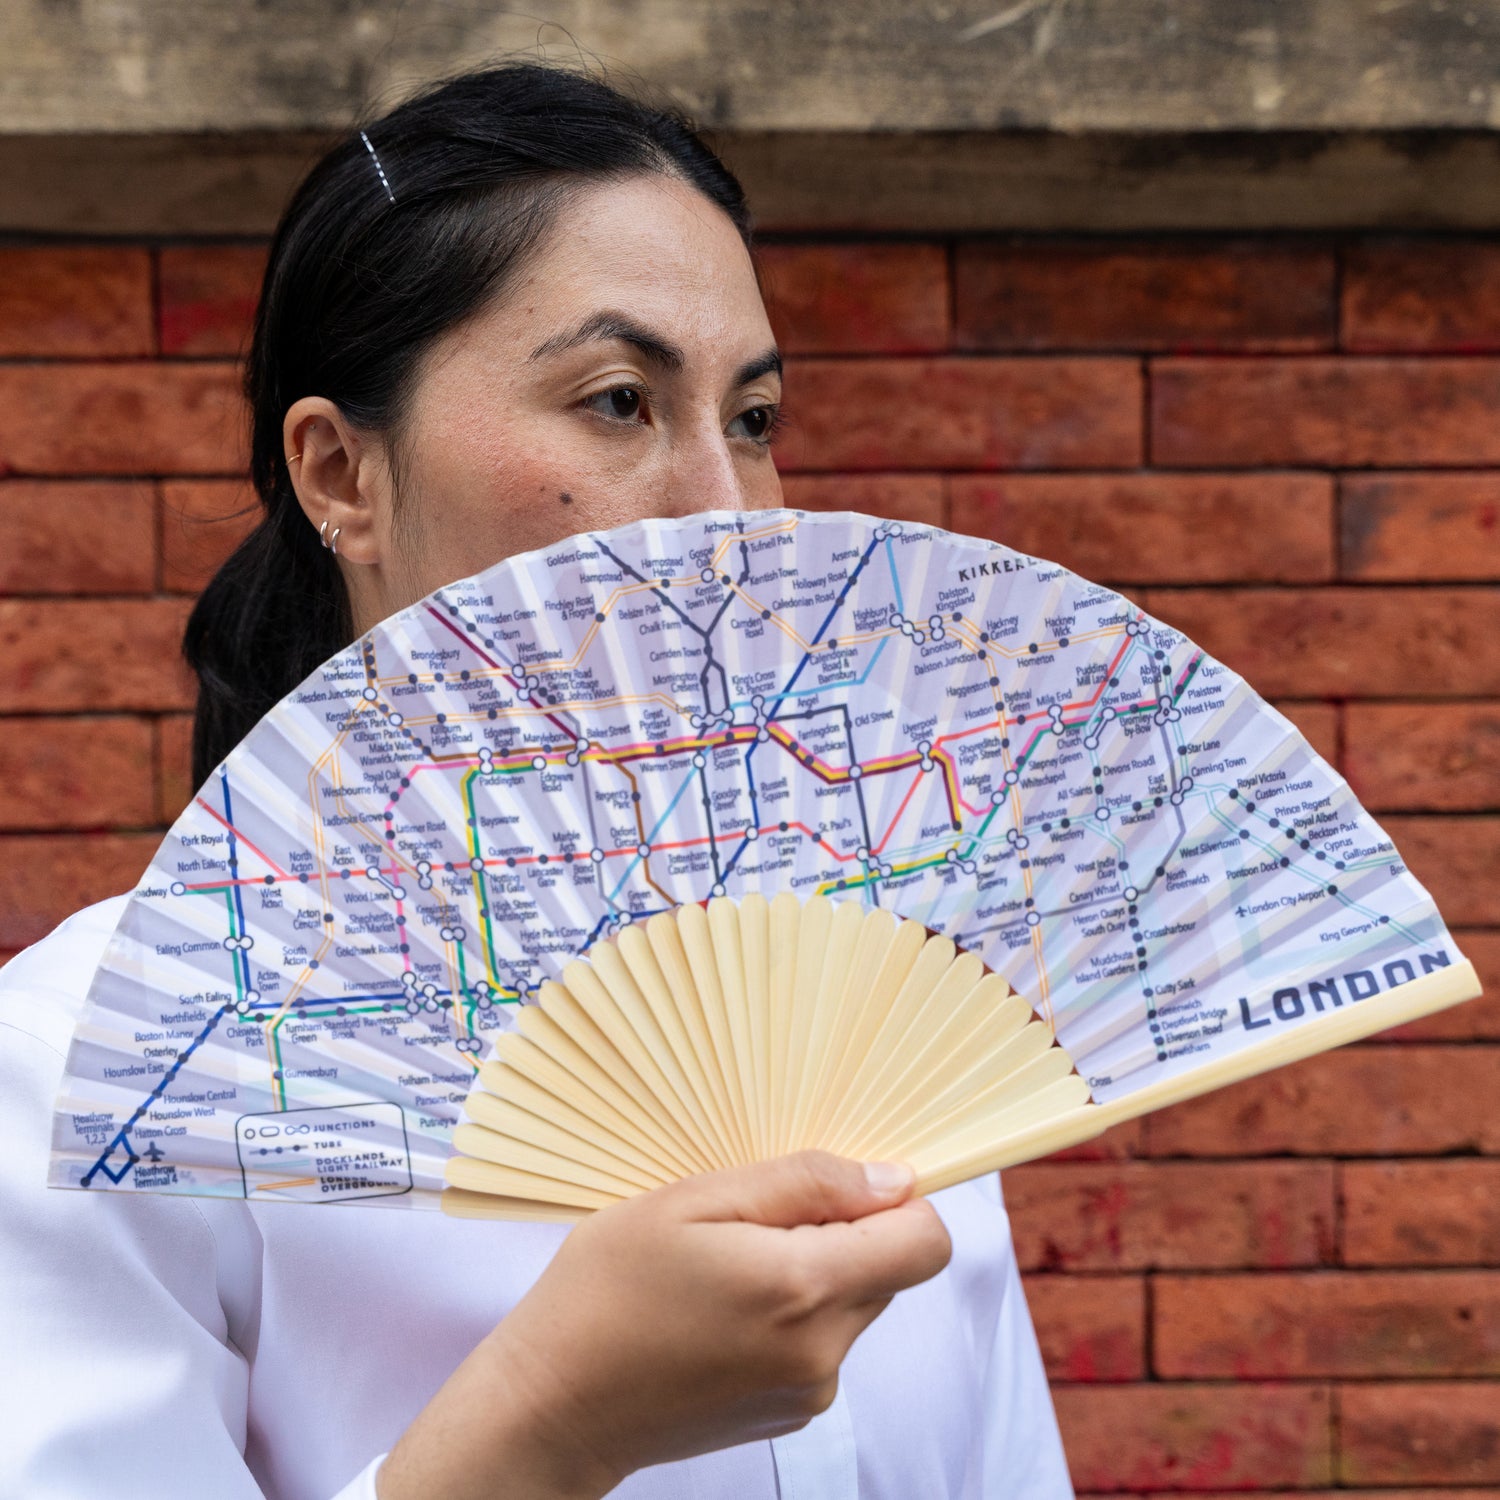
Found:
[1235,905,1248,917]
[141,1141,165,1163]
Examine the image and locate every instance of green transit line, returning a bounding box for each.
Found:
[223,889,246,1007]
[463,767,504,987]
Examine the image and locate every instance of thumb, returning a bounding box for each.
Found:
[681,1149,916,1230]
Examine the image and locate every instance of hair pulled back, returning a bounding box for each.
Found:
[183,61,752,787]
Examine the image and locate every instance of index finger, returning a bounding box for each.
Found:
[786,1196,953,1306]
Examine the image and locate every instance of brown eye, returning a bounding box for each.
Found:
[730,404,783,445]
[585,385,646,422]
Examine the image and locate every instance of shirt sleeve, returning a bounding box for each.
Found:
[0,1014,385,1500]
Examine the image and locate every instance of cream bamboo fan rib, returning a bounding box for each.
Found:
[445,894,1090,1221]
[47,509,1482,1214]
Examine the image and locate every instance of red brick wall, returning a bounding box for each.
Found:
[2,235,1498,1491]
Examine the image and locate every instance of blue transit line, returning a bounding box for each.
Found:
[741,536,880,857]
[581,906,669,950]
[883,536,904,615]
[86,770,256,1186]
[219,770,252,994]
[81,998,237,1186]
[726,636,889,716]
[765,538,879,721]
[283,990,454,1008]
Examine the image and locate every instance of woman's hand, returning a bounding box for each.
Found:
[377,1152,952,1499]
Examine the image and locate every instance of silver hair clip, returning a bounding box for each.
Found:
[360,129,396,205]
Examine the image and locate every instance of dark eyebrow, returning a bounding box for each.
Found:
[529,311,686,372]
[733,349,784,387]
[529,309,782,388]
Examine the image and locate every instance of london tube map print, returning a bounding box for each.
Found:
[50,510,1470,1207]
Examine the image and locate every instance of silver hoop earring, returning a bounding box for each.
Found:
[319,519,330,549]
[330,527,341,556]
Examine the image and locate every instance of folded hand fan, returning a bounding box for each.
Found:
[48,509,1481,1219]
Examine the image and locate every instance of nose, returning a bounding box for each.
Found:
[658,419,753,517]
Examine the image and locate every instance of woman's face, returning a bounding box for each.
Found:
[287,173,785,635]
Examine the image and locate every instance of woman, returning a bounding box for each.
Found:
[0,62,1071,1499]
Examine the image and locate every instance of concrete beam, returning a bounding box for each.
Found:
[2,0,1499,136]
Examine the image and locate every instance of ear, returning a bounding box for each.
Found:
[282,396,392,565]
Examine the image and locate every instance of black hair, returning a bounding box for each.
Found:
[183,60,753,787]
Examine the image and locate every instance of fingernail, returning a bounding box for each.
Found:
[863,1160,914,1194]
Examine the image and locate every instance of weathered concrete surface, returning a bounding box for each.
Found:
[2,0,1499,136]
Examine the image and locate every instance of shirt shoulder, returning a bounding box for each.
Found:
[0,894,131,1058]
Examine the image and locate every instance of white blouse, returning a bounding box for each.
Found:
[0,895,1073,1499]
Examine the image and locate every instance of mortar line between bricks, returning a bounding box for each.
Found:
[1113,460,1500,476]
[1333,1158,1347,1267]
[0,354,246,367]
[0,708,195,724]
[786,461,1500,480]
[1140,353,1152,468]
[1331,470,1345,582]
[757,229,971,248]
[148,244,163,359]
[1142,1270,1157,1379]
[0,232,272,250]
[0,833,175,842]
[1333,235,1348,353]
[800,348,1500,362]
[1143,579,1500,592]
[0,472,249,484]
[150,713,166,829]
[1329,1381,1342,1486]
[0,591,200,604]
[151,477,166,593]
[943,236,957,351]
[1127,1264,1500,1280]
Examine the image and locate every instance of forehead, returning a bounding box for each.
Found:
[506,174,765,343]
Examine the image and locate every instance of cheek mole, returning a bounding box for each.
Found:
[559,492,574,505]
